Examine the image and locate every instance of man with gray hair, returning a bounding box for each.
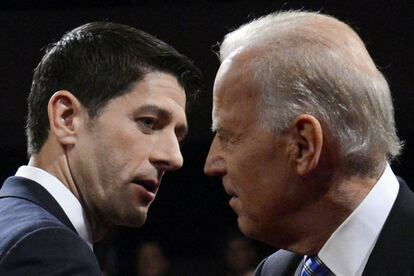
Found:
[204,11,414,275]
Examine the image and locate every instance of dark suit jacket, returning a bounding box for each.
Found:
[0,176,101,275]
[254,179,414,276]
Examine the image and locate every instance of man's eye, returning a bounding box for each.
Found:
[218,133,232,146]
[138,117,156,130]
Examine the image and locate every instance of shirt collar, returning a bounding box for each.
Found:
[318,164,399,276]
[15,165,93,248]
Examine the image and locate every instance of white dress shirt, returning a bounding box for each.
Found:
[15,165,93,249]
[315,164,399,276]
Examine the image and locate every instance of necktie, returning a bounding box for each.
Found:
[300,256,330,276]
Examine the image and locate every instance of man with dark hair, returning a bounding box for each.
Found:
[204,11,414,275]
[0,21,200,274]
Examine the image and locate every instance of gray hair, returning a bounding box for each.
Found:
[219,11,401,176]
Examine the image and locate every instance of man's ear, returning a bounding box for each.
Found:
[289,114,323,176]
[47,90,85,147]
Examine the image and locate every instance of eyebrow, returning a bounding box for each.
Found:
[136,104,188,140]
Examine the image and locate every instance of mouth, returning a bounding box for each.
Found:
[131,178,159,194]
[223,185,237,198]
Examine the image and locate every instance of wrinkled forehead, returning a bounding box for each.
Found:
[214,50,254,99]
[212,50,259,130]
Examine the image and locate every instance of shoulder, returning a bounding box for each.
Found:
[363,179,414,275]
[0,196,65,254]
[0,197,100,275]
[0,224,100,275]
[254,250,302,276]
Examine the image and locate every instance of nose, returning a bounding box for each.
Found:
[150,133,183,172]
[204,135,227,176]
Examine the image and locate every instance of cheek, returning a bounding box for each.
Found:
[236,150,289,204]
[232,145,276,180]
[107,127,151,161]
[86,132,141,186]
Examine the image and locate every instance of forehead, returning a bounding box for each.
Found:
[108,72,186,112]
[212,52,258,129]
[135,72,186,107]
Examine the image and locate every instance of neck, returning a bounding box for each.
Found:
[29,140,108,242]
[288,171,381,255]
[29,151,80,200]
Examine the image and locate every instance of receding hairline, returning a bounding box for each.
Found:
[216,10,401,174]
[220,11,373,69]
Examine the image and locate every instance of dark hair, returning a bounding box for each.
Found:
[26,21,201,154]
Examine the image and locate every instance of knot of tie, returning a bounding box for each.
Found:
[300,256,330,276]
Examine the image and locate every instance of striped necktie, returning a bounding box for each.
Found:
[300,256,330,276]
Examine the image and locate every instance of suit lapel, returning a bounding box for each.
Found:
[362,180,414,275]
[0,176,77,234]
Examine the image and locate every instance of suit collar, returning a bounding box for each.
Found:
[319,164,399,275]
[0,176,77,234]
[362,179,414,275]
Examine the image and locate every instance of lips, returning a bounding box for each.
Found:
[223,185,236,198]
[132,178,159,194]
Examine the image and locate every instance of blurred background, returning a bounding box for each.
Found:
[0,0,412,275]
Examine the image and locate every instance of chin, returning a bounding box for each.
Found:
[117,210,148,228]
[131,213,148,228]
[237,216,258,239]
[238,216,272,246]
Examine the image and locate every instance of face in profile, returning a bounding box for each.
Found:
[70,72,187,229]
[204,53,308,244]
